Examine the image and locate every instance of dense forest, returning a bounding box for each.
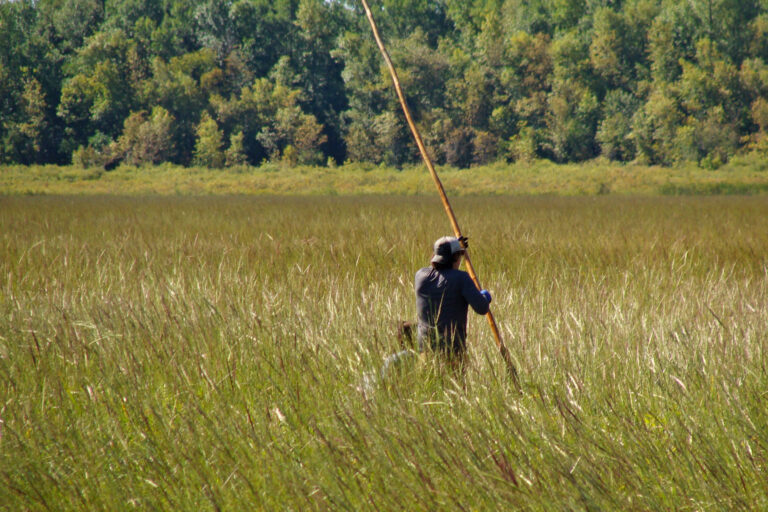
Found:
[2,0,768,169]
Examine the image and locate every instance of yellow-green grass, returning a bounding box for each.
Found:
[2,153,768,196]
[1,195,767,510]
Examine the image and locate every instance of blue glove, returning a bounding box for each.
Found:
[480,289,492,304]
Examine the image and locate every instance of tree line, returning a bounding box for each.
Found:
[2,0,768,169]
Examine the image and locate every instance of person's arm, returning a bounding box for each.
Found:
[462,273,490,315]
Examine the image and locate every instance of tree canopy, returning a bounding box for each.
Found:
[2,0,768,168]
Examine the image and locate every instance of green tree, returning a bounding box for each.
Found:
[648,3,700,83]
[194,0,237,65]
[748,14,768,59]
[116,106,175,165]
[290,0,350,163]
[447,61,495,130]
[229,0,298,78]
[389,29,450,117]
[686,0,760,63]
[193,112,225,168]
[492,31,552,144]
[343,110,408,165]
[142,49,218,163]
[596,89,639,161]
[546,79,600,161]
[741,57,768,148]
[37,0,104,55]
[148,3,198,60]
[501,0,552,36]
[275,104,327,165]
[0,1,65,163]
[71,131,114,168]
[442,127,474,168]
[212,77,326,164]
[372,0,453,45]
[632,85,683,165]
[17,77,49,163]
[57,30,137,157]
[1,80,46,165]
[544,0,586,31]
[590,7,638,89]
[104,0,164,32]
[225,130,247,166]
[337,27,444,166]
[506,122,541,162]
[335,29,392,162]
[549,28,597,92]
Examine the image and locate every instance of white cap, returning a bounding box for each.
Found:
[431,236,465,264]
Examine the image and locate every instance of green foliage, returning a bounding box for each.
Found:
[14,77,48,164]
[597,90,639,161]
[71,131,114,169]
[492,31,552,139]
[344,110,409,166]
[546,79,600,161]
[211,77,325,165]
[2,0,768,167]
[500,0,553,35]
[37,0,105,54]
[57,29,138,158]
[375,0,453,45]
[590,7,640,89]
[116,106,175,165]
[441,126,474,168]
[506,123,541,162]
[225,130,247,167]
[648,2,699,83]
[193,112,225,168]
[632,85,683,165]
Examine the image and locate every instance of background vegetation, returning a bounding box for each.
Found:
[3,154,768,196]
[3,0,768,170]
[1,195,767,509]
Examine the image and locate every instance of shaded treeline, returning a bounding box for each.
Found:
[2,0,768,169]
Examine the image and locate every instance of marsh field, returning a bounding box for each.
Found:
[1,194,767,510]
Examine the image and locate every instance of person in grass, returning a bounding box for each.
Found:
[414,236,492,365]
[367,236,492,390]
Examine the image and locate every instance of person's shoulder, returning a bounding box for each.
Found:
[444,268,470,279]
[415,267,432,280]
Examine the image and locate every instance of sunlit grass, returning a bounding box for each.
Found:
[2,153,768,196]
[1,195,767,509]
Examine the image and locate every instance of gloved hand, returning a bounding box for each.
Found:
[480,289,492,304]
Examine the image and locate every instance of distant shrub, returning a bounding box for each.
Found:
[472,130,498,166]
[72,146,104,169]
[117,107,175,166]
[225,131,247,167]
[193,112,225,168]
[506,124,539,163]
[441,127,473,168]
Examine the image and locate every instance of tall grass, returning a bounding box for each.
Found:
[2,154,768,196]
[1,195,767,510]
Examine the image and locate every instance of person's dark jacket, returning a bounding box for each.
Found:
[414,267,489,354]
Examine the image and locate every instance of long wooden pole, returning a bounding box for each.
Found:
[360,0,519,385]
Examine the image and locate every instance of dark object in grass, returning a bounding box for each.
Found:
[103,155,123,171]
[397,320,414,350]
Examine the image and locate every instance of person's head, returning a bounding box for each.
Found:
[430,236,465,270]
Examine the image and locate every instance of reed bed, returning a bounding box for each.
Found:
[1,195,767,510]
[2,155,768,197]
